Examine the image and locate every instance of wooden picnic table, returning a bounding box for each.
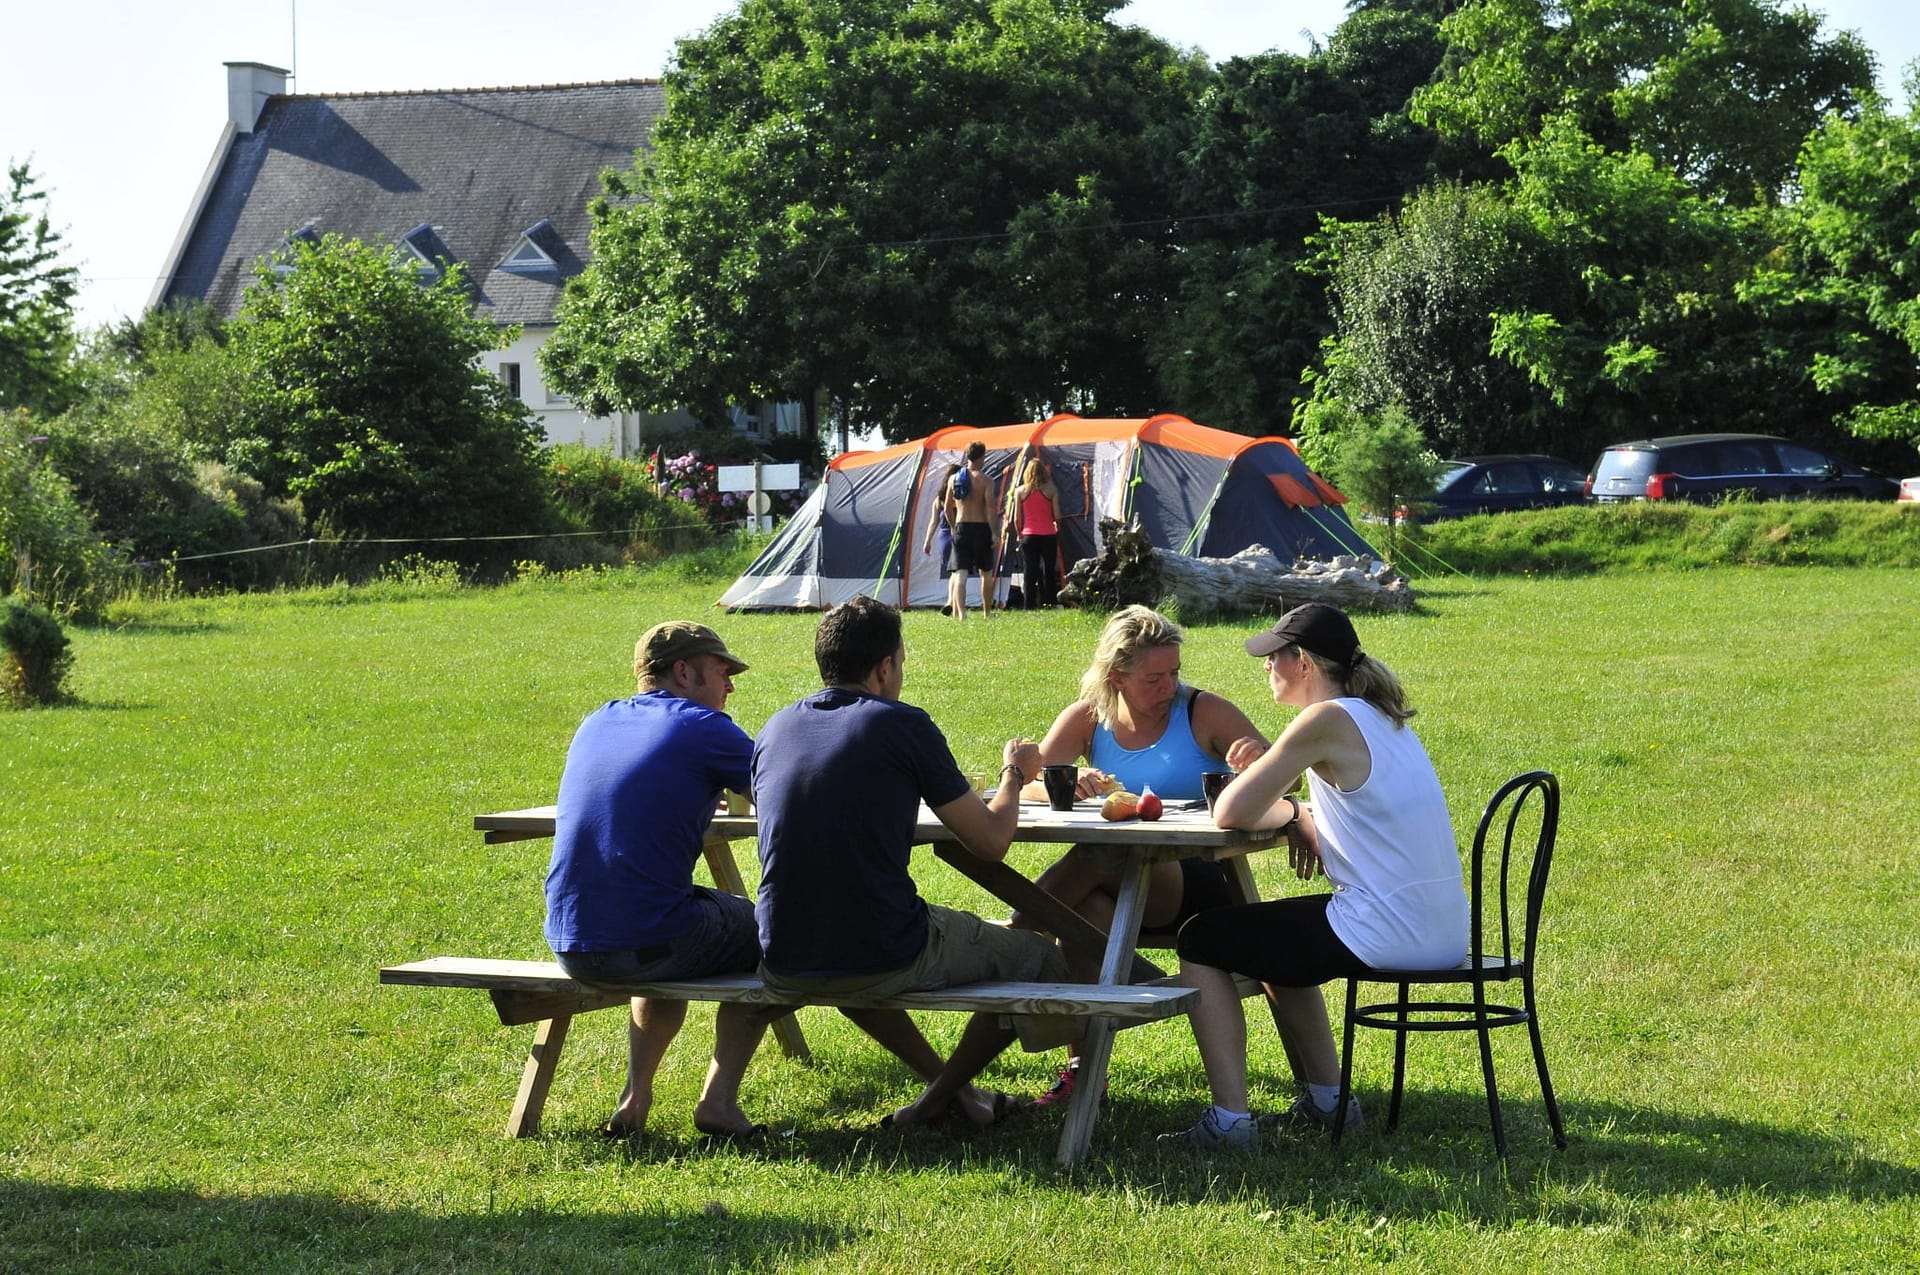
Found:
[474,797,1284,1165]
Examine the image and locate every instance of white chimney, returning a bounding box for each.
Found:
[225,61,290,134]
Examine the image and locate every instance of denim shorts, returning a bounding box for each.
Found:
[556,887,760,987]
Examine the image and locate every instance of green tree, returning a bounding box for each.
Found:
[1782,86,1920,454]
[0,162,81,415]
[1151,3,1477,434]
[1307,0,1878,463]
[1305,182,1550,456]
[0,409,115,617]
[1487,120,1799,452]
[1414,0,1871,201]
[1308,401,1445,524]
[542,0,1207,442]
[228,235,550,540]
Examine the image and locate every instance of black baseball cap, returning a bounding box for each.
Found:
[1244,603,1362,668]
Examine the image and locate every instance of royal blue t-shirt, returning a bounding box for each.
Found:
[751,689,971,977]
[543,691,752,952]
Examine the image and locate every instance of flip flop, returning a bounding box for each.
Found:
[958,1090,1026,1130]
[697,1122,769,1144]
[599,1118,642,1139]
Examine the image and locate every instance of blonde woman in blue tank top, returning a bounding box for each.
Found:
[1009,605,1267,1107]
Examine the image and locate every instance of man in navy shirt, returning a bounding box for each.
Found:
[753,596,1067,1128]
[544,621,766,1139]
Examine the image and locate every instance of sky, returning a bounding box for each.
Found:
[6,0,1917,332]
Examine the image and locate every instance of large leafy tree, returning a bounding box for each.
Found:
[542,0,1207,441]
[1151,1,1475,434]
[1777,87,1920,455]
[228,236,549,539]
[1413,0,1870,201]
[1306,0,1879,461]
[0,162,81,415]
[1305,181,1552,456]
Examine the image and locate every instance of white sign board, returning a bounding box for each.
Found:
[717,463,802,493]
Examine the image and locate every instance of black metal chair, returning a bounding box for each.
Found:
[1332,769,1567,1157]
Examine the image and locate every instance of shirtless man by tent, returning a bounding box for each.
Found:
[944,441,999,619]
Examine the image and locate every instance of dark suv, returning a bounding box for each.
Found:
[1586,434,1898,503]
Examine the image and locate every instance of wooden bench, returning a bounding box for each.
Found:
[382,956,1200,1151]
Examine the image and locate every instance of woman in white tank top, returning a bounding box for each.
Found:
[1160,603,1468,1150]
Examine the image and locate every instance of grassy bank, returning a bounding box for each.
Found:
[3,565,1918,1271]
[1399,499,1920,575]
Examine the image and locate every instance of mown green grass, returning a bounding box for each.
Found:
[4,560,1919,1272]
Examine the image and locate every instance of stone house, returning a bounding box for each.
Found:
[152,62,803,455]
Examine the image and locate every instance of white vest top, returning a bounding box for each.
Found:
[1309,698,1469,970]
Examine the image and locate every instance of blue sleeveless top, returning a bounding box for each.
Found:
[1088,688,1220,800]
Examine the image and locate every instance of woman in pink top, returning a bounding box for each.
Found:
[1014,458,1060,609]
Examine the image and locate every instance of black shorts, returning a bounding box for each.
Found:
[952,522,993,574]
[1171,856,1234,930]
[1174,894,1367,988]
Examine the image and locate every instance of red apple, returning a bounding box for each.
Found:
[1137,787,1163,821]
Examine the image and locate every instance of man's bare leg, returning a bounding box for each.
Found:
[692,1002,772,1137]
[843,1007,1002,1119]
[888,1012,1020,1127]
[608,996,688,1133]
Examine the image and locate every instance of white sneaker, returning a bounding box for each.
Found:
[1160,1107,1260,1151]
[1262,1091,1364,1135]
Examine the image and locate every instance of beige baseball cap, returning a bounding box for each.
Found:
[635,621,749,677]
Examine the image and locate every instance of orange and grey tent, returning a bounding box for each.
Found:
[718,414,1372,611]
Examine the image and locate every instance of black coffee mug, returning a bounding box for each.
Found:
[1041,764,1078,811]
[1201,770,1234,815]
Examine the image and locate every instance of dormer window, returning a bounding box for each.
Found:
[400,223,450,279]
[271,225,322,274]
[499,218,560,274]
[402,241,439,277]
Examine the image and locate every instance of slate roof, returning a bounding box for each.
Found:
[160,81,661,325]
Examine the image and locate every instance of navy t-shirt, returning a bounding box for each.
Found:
[543,691,752,952]
[752,689,972,977]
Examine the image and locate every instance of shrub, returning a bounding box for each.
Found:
[1,596,74,707]
[227,235,552,543]
[544,443,713,559]
[1318,404,1446,520]
[0,410,121,620]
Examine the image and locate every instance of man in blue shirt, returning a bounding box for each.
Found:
[753,596,1066,1128]
[544,621,766,1139]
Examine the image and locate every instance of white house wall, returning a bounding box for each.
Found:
[491,325,699,454]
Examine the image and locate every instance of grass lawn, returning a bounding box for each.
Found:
[3,563,1918,1272]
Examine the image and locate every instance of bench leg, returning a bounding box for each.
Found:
[507,1013,570,1138]
[703,835,812,1064]
[767,1009,811,1064]
[1056,850,1153,1166]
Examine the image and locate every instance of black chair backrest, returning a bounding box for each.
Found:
[1468,771,1560,969]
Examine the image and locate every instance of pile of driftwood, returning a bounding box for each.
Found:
[1058,519,1413,616]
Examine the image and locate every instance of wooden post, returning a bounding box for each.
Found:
[703,832,811,1063]
[506,1013,570,1137]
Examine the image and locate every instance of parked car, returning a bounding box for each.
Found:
[1586,434,1899,504]
[1418,454,1591,519]
[1899,477,1920,503]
